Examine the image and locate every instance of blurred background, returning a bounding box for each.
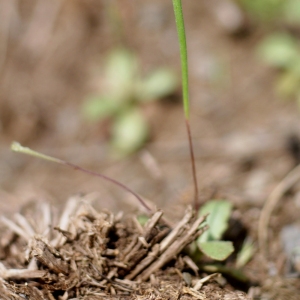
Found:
[1,0,300,217]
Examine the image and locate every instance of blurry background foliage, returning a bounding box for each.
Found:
[258,33,300,106]
[238,0,300,107]
[82,48,178,156]
[238,0,300,24]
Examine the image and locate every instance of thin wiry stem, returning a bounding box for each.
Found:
[11,142,152,213]
[172,0,199,208]
[185,119,199,209]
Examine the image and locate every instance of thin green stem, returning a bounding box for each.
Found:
[172,0,189,119]
[172,0,199,209]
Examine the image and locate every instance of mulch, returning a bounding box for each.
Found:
[0,194,251,299]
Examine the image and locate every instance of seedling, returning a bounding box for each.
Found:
[172,0,233,260]
[197,200,234,261]
[82,48,178,156]
[172,0,198,209]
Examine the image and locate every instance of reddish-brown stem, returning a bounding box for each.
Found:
[185,119,199,210]
[11,142,155,217]
[63,161,152,213]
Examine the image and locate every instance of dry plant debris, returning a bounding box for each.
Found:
[0,194,251,299]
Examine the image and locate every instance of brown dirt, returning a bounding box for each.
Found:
[1,0,300,298]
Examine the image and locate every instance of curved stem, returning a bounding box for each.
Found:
[11,142,152,213]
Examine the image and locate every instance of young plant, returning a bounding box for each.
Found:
[82,48,178,156]
[197,200,234,260]
[172,0,233,261]
[172,0,198,210]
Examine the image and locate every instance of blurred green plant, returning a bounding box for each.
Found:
[257,33,300,104]
[238,0,285,23]
[238,0,300,24]
[82,48,178,156]
[238,0,300,106]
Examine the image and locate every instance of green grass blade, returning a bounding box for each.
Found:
[172,0,189,119]
[172,0,199,208]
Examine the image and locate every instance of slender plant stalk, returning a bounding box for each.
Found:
[172,0,189,119]
[11,142,152,213]
[172,0,199,209]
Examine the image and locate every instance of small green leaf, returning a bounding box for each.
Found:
[198,241,234,261]
[198,200,232,243]
[82,96,118,121]
[257,33,299,68]
[111,108,148,155]
[137,68,178,102]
